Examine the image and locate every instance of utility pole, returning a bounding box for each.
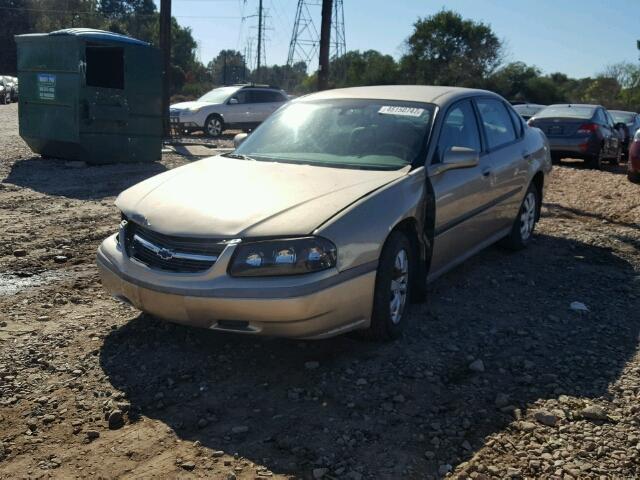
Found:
[223,50,228,85]
[159,0,172,137]
[318,0,332,91]
[256,0,263,82]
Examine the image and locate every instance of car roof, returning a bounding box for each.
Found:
[298,85,502,106]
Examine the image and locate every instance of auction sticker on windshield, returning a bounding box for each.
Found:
[378,106,424,117]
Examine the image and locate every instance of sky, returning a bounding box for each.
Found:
[155,0,640,78]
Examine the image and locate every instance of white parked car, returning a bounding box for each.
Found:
[170,84,289,137]
[513,103,546,121]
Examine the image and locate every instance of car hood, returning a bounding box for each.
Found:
[170,101,216,110]
[115,156,409,238]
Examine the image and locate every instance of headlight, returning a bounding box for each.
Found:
[634,129,640,142]
[187,106,202,112]
[229,237,337,277]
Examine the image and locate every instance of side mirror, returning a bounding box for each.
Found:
[614,122,626,130]
[228,97,239,105]
[429,146,479,176]
[233,132,248,148]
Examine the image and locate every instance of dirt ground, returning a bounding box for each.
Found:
[1,101,639,480]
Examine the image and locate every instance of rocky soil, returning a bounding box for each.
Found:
[0,101,639,479]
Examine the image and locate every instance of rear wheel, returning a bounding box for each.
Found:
[204,115,224,137]
[500,183,539,250]
[361,231,413,341]
[586,149,603,170]
[610,146,621,165]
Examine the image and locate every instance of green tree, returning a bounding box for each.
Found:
[400,9,502,87]
[207,50,248,85]
[330,50,398,88]
[0,0,32,73]
[487,62,540,100]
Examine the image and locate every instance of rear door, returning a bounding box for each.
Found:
[603,109,620,155]
[429,99,492,277]
[474,98,528,233]
[247,89,283,123]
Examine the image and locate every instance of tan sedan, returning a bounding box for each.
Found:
[97,86,551,340]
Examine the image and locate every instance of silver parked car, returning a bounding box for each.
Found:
[170,84,289,137]
[98,86,551,340]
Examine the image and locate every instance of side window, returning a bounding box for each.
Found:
[231,91,248,104]
[250,90,273,103]
[436,100,481,163]
[476,98,517,150]
[507,105,523,137]
[594,109,606,125]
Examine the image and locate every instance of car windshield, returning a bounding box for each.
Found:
[233,99,434,170]
[197,86,239,103]
[536,105,595,119]
[611,111,635,123]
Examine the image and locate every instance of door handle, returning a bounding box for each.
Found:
[482,168,492,177]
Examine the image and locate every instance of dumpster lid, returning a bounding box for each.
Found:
[49,28,149,46]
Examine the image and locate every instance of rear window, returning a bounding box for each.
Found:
[611,111,635,123]
[536,105,594,120]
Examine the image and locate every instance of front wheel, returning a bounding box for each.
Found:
[500,183,539,250]
[361,231,413,341]
[204,115,224,137]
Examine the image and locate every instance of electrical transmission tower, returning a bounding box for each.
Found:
[287,0,345,69]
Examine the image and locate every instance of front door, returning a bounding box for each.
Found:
[429,99,493,278]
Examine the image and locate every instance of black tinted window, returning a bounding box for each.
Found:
[247,90,279,103]
[436,100,481,162]
[476,98,517,150]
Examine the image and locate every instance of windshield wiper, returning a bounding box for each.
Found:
[222,152,256,161]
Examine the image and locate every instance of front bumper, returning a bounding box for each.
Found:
[97,234,376,339]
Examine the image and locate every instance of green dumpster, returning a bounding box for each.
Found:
[15,28,162,164]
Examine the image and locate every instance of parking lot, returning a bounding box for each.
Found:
[0,100,639,479]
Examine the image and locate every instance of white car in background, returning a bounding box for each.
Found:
[513,103,546,121]
[170,84,289,137]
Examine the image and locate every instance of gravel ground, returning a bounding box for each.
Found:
[0,101,639,479]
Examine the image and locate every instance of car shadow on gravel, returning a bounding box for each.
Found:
[99,233,640,478]
[2,156,167,200]
[557,158,629,175]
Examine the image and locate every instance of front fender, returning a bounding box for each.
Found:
[315,168,426,272]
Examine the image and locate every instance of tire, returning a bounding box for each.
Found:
[360,231,413,341]
[586,148,603,170]
[0,94,6,105]
[500,183,539,251]
[610,146,621,165]
[204,115,224,137]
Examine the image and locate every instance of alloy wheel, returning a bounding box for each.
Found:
[389,249,409,325]
[520,191,536,240]
[207,118,222,136]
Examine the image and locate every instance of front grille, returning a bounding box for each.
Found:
[124,222,226,273]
